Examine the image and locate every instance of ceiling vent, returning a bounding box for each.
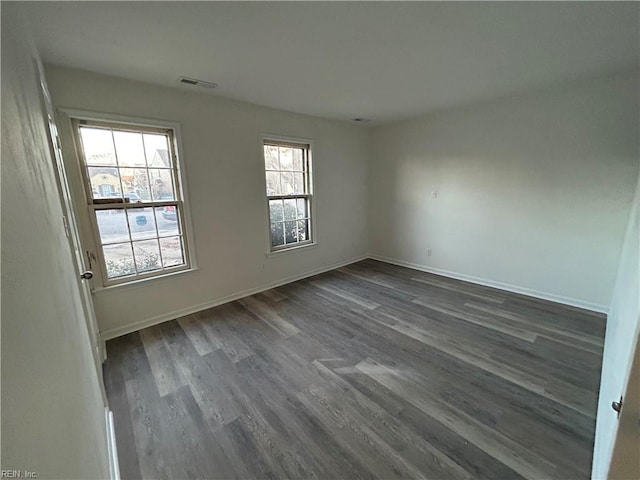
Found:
[178,76,218,89]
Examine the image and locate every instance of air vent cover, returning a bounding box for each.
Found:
[178,77,217,89]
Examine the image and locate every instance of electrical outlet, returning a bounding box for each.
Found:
[431,190,438,198]
[427,249,432,257]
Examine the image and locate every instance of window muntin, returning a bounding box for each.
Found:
[73,119,190,284]
[263,140,312,250]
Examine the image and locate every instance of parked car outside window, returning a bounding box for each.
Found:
[158,194,177,221]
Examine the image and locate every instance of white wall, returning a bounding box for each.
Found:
[369,72,639,310]
[45,66,369,337]
[1,5,110,479]
[592,174,640,479]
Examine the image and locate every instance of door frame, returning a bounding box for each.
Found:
[36,56,120,480]
[37,66,107,390]
[606,329,640,479]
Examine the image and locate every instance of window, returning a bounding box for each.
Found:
[263,139,313,251]
[72,118,192,285]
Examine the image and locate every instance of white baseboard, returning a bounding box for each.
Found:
[105,408,120,480]
[100,252,608,341]
[100,254,368,340]
[368,254,609,314]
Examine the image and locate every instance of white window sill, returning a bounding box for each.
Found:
[265,242,317,258]
[92,267,199,293]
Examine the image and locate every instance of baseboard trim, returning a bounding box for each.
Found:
[100,254,368,340]
[105,408,120,480]
[368,254,609,314]
[100,252,608,340]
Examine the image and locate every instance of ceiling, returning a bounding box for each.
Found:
[23,2,640,124]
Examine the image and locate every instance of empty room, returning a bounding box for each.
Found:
[2,2,639,479]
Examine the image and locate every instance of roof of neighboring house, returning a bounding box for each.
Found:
[150,149,170,167]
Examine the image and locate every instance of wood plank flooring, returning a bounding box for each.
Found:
[104,259,606,480]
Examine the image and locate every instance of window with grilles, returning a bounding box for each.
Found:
[263,139,313,251]
[72,118,192,285]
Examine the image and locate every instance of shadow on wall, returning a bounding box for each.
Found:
[368,71,639,310]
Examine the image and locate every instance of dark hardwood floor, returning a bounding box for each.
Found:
[104,259,606,480]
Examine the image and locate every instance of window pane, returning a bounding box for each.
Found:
[113,131,146,167]
[283,199,297,220]
[133,240,161,272]
[281,171,295,194]
[271,223,284,247]
[284,221,297,244]
[296,198,307,218]
[80,128,116,166]
[96,209,129,244]
[293,172,305,194]
[279,147,293,170]
[293,149,303,171]
[127,208,156,241]
[77,120,191,285]
[263,141,311,251]
[88,167,121,199]
[269,200,284,223]
[133,169,151,201]
[144,134,171,167]
[104,242,136,278]
[154,206,180,236]
[297,220,309,242]
[119,168,148,202]
[160,236,185,267]
[266,171,281,195]
[149,169,175,201]
[264,145,279,170]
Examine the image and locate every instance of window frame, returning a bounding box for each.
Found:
[261,135,315,254]
[64,110,197,288]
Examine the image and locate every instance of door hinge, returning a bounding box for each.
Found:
[611,396,623,418]
[86,250,96,270]
[62,215,71,238]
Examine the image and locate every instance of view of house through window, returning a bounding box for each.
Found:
[263,139,313,250]
[74,119,190,284]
